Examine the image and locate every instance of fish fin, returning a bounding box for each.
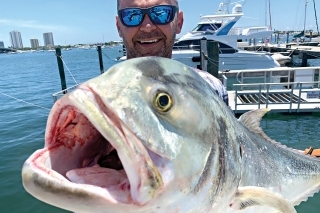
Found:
[229,186,297,213]
[238,108,275,142]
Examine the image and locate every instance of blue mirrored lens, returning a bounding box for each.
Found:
[121,8,143,26]
[149,6,174,24]
[119,5,176,27]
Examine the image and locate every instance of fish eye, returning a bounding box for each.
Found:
[154,92,173,112]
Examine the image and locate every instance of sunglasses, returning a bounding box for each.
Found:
[118,5,178,27]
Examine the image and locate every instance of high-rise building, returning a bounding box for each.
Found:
[10,31,23,49]
[0,41,4,48]
[30,39,40,49]
[43,32,54,47]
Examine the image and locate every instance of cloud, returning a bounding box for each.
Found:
[0,19,73,32]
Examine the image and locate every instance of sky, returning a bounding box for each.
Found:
[0,0,319,47]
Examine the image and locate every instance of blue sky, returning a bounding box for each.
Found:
[0,0,319,47]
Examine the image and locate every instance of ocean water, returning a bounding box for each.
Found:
[0,47,320,213]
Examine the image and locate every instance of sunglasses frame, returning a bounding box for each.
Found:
[118,5,179,27]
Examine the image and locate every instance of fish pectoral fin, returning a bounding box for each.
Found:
[229,186,297,213]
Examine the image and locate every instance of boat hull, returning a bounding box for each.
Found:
[171,50,280,71]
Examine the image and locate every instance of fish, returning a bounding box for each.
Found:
[22,56,320,213]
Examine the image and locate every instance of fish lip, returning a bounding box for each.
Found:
[35,85,164,205]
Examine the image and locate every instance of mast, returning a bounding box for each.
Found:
[268,0,272,30]
[313,0,319,36]
[265,0,267,26]
[303,0,308,38]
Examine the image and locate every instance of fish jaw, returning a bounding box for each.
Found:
[22,85,168,212]
[22,148,131,213]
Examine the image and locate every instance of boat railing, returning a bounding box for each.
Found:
[233,81,320,113]
[229,66,320,90]
[52,84,80,102]
[173,44,236,54]
[228,26,271,36]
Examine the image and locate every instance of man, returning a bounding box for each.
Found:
[116,0,229,106]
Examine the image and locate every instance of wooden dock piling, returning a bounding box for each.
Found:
[55,48,67,94]
[97,45,104,74]
[301,52,308,67]
[207,40,219,78]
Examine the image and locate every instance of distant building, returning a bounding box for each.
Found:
[30,39,40,49]
[0,41,4,48]
[10,31,23,49]
[43,32,54,47]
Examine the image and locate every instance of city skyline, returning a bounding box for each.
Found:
[0,0,319,46]
[6,30,56,49]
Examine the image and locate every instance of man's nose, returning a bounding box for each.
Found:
[139,14,156,32]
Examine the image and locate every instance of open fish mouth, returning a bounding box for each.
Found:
[22,85,165,206]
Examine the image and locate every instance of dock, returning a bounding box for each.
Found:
[228,87,320,114]
[238,43,320,66]
[0,47,17,53]
[220,66,320,114]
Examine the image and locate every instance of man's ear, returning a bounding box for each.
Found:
[176,11,184,34]
[116,16,123,38]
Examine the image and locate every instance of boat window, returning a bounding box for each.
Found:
[218,42,237,54]
[173,40,200,50]
[173,39,237,54]
[192,24,222,32]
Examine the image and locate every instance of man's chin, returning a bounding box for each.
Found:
[135,41,167,55]
[132,49,169,58]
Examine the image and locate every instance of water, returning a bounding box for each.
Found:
[0,48,320,213]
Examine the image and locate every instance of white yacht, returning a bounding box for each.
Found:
[178,1,273,48]
[118,41,280,71]
[311,37,320,43]
[172,42,279,71]
[171,1,280,70]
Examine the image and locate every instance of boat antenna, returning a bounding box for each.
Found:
[312,0,319,36]
[218,1,230,13]
[231,0,246,6]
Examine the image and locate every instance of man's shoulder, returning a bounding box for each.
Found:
[190,67,223,87]
[189,66,230,107]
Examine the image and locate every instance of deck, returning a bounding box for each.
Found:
[229,89,320,114]
[222,66,320,114]
[239,43,320,61]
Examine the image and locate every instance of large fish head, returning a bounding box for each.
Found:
[22,56,242,213]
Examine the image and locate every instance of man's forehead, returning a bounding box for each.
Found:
[118,0,177,9]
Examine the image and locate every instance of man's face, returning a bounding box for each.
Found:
[116,0,183,59]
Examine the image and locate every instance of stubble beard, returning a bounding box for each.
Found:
[122,27,177,59]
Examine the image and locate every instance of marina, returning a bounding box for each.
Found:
[1,1,320,212]
[1,0,320,212]
[1,46,320,213]
[51,46,320,115]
